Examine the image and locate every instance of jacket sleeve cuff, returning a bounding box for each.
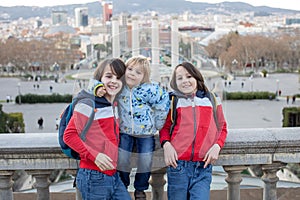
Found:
[216,141,224,149]
[93,83,104,96]
[161,140,170,148]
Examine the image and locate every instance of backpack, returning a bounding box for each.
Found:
[58,95,96,160]
[169,91,219,136]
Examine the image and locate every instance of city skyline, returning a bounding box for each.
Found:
[0,0,299,11]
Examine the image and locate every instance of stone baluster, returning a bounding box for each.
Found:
[261,162,286,200]
[67,169,82,200]
[223,165,248,200]
[0,170,14,200]
[28,170,52,200]
[149,167,167,200]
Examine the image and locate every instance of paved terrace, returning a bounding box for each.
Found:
[0,72,299,199]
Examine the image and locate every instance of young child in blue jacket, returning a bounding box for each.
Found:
[89,55,170,200]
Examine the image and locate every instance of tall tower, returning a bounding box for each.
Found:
[101,1,113,24]
[51,10,68,25]
[75,7,89,27]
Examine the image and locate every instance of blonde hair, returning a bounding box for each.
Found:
[125,55,151,83]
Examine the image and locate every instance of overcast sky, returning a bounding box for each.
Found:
[0,0,299,11]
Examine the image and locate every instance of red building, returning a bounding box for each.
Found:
[100,1,113,23]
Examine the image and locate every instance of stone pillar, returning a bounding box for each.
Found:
[149,168,167,200]
[132,16,139,57]
[67,169,82,200]
[261,162,286,200]
[28,170,52,200]
[112,17,120,58]
[0,171,14,200]
[171,16,179,69]
[151,16,160,82]
[223,165,248,200]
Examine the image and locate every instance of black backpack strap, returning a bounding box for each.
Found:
[208,91,219,131]
[79,98,96,141]
[169,95,178,137]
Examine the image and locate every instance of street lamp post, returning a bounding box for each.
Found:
[276,79,279,100]
[17,83,21,104]
[232,59,238,79]
[249,75,254,92]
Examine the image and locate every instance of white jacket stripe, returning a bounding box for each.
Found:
[74,103,94,117]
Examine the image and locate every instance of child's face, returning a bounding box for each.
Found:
[175,66,197,95]
[125,64,144,88]
[101,65,123,99]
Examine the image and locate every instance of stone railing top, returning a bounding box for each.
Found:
[223,127,300,154]
[0,127,299,170]
[0,133,60,154]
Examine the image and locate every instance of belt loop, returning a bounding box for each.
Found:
[183,160,187,168]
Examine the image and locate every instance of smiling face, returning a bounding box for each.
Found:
[101,65,123,102]
[125,64,144,89]
[175,65,197,95]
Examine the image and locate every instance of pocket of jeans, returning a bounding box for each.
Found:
[168,165,184,174]
[89,170,105,181]
[205,164,213,173]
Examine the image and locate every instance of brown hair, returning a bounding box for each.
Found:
[94,58,126,81]
[125,55,151,83]
[170,62,208,92]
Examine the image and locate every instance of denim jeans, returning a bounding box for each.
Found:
[76,168,131,200]
[167,160,212,200]
[117,133,155,191]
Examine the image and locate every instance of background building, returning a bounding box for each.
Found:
[75,7,89,27]
[51,10,68,25]
[101,1,113,24]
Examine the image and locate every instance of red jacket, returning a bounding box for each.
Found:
[64,91,119,176]
[159,91,227,161]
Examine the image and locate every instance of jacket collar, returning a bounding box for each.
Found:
[170,90,208,99]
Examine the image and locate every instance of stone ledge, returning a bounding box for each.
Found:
[12,188,300,200]
[0,127,300,170]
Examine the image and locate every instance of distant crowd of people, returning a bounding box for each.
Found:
[287,95,297,104]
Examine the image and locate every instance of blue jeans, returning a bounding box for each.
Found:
[117,133,155,191]
[167,160,212,200]
[76,168,131,200]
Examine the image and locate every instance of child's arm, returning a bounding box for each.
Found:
[64,110,96,162]
[148,84,170,130]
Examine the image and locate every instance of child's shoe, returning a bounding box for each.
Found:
[134,190,146,200]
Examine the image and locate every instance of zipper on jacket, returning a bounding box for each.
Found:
[129,89,134,135]
[112,103,119,142]
[190,97,197,161]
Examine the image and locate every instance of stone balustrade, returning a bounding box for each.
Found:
[0,127,300,200]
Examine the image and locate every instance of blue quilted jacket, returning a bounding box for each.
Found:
[117,83,170,136]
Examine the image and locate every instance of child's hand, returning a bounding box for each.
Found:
[94,153,114,171]
[95,86,106,97]
[203,144,221,168]
[163,142,178,168]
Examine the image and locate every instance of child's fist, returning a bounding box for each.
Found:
[95,86,106,97]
